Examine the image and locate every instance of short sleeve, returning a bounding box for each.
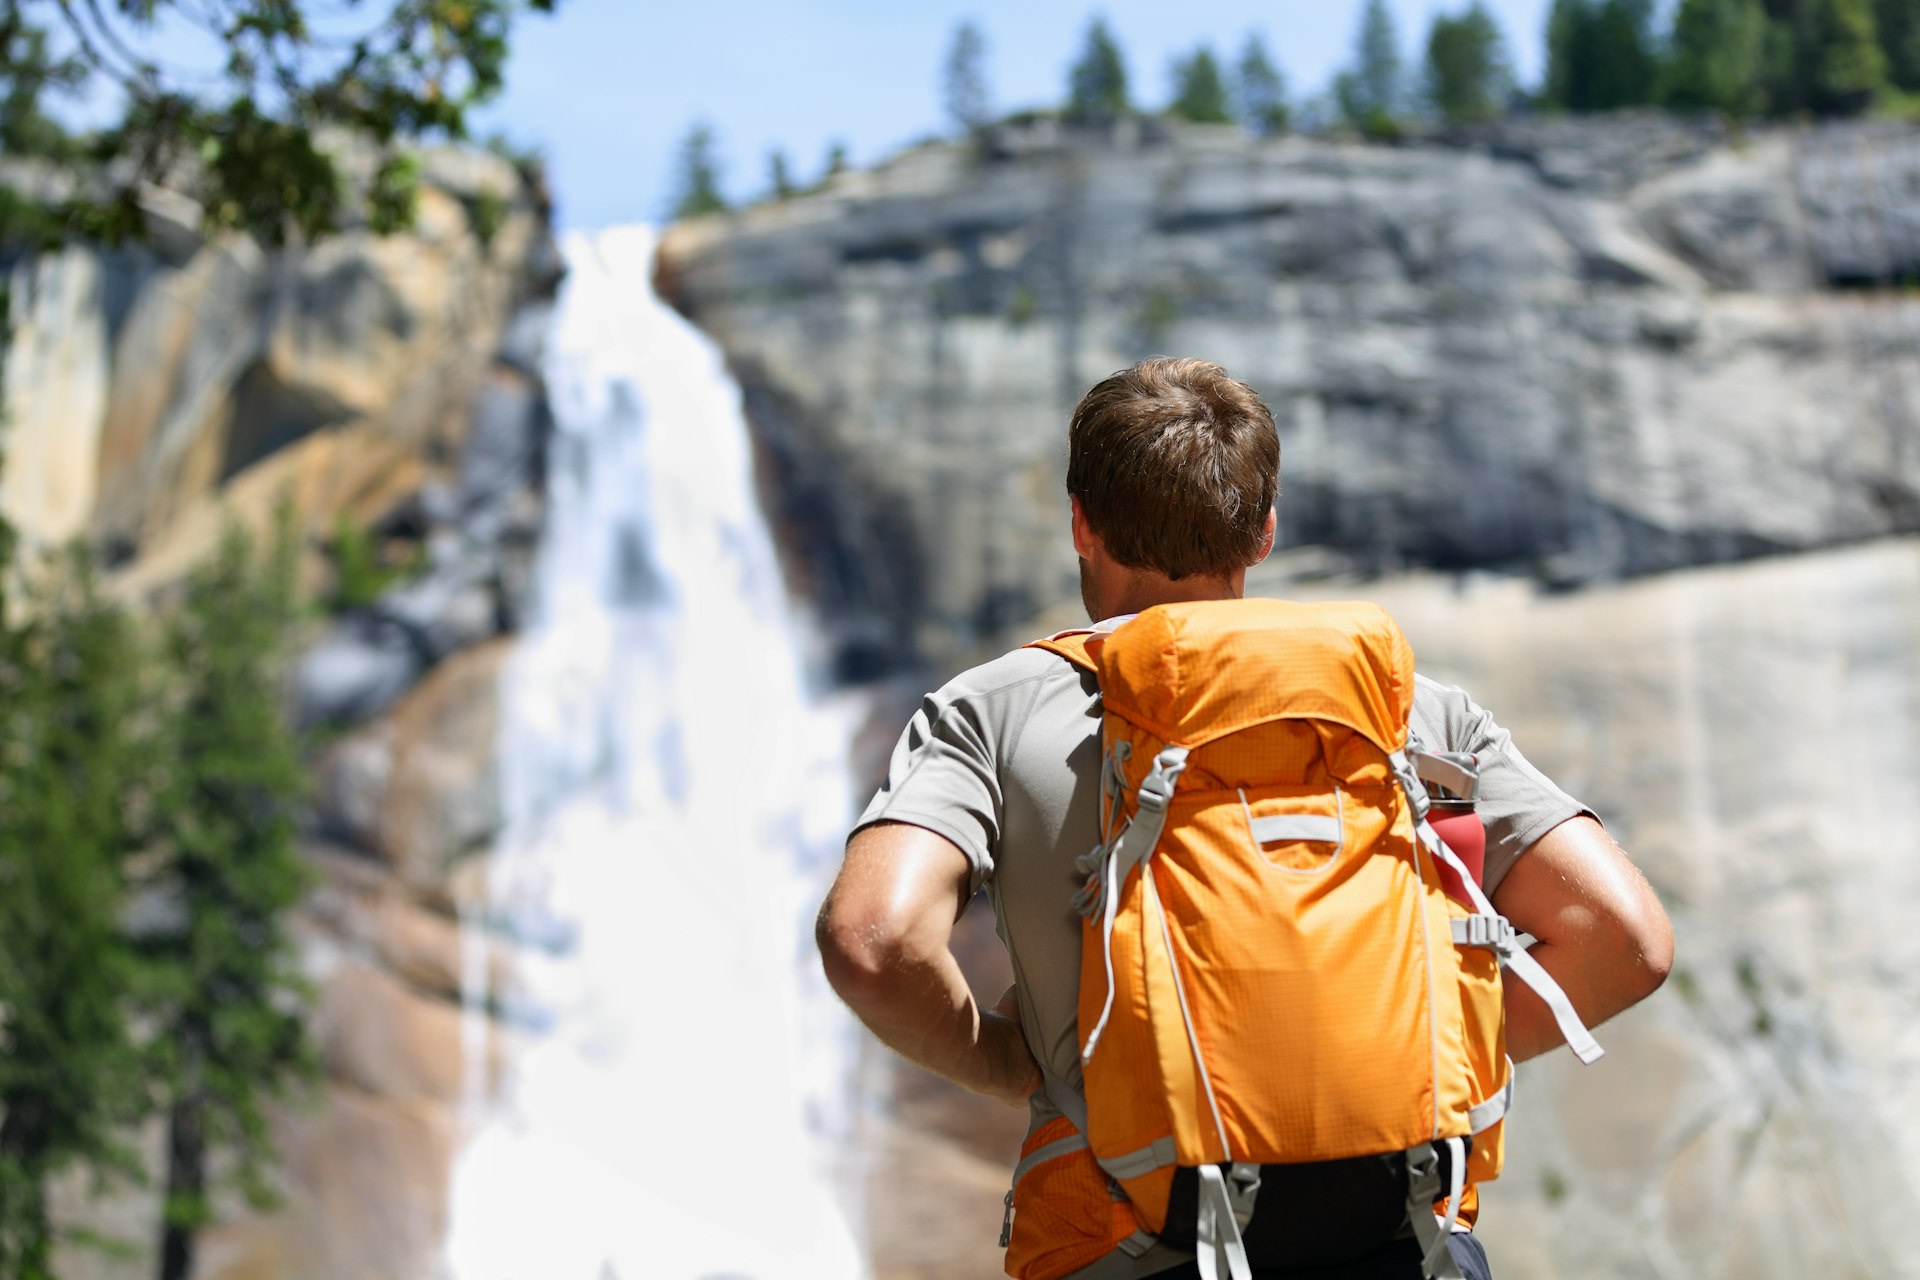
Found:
[853,686,1004,897]
[1410,673,1596,894]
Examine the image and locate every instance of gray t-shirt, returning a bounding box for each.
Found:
[854,626,1590,1279]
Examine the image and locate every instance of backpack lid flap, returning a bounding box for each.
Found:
[1095,598,1415,753]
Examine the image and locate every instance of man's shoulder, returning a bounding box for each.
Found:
[929,642,1091,706]
[1411,671,1476,725]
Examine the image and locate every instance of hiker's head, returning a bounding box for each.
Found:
[1067,358,1278,614]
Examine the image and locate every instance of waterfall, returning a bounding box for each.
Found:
[444,226,867,1280]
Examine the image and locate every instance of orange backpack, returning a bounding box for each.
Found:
[1005,599,1601,1280]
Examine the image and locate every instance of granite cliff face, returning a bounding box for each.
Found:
[1270,542,1920,1280]
[658,114,1920,672]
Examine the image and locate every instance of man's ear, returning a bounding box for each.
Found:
[1254,507,1277,564]
[1070,495,1098,559]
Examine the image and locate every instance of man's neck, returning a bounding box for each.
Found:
[1102,568,1245,618]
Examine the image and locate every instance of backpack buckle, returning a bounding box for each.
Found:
[1450,915,1515,948]
[1136,747,1189,811]
[1387,749,1431,823]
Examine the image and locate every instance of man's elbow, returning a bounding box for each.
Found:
[816,821,972,1012]
[815,901,901,1007]
[1617,889,1675,1007]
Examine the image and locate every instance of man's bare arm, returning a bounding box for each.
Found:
[815,820,1042,1106]
[1493,815,1674,1062]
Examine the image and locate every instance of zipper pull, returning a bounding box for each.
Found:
[999,1189,1015,1247]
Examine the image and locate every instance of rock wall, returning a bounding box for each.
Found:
[1,146,560,590]
[1272,542,1920,1280]
[657,115,1920,673]
[2,148,560,1280]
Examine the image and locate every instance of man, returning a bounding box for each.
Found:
[817,358,1673,1279]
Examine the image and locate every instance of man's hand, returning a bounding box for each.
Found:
[816,822,1042,1107]
[1493,816,1674,1062]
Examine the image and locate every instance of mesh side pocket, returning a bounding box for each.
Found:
[1005,1118,1140,1280]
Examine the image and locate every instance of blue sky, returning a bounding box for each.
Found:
[89,1,1557,232]
[469,1,1557,230]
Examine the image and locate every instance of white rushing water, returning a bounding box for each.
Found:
[444,225,867,1280]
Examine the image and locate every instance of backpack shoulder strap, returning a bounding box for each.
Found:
[1027,628,1099,673]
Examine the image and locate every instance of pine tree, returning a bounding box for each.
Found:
[1877,0,1920,91]
[143,520,315,1280]
[1665,0,1770,114]
[1594,0,1661,107]
[0,549,148,1280]
[1806,0,1887,112]
[768,148,796,201]
[1425,3,1514,123]
[1337,0,1406,134]
[823,140,850,181]
[1066,16,1130,123]
[1758,0,1886,114]
[669,121,727,219]
[1543,0,1659,110]
[1544,0,1587,107]
[1761,0,1806,112]
[1170,45,1232,123]
[943,19,991,136]
[1234,33,1290,135]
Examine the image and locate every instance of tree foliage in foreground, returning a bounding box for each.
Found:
[0,516,312,1280]
[143,519,314,1280]
[0,0,559,249]
[0,551,150,1279]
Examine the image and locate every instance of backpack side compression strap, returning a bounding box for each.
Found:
[1388,748,1604,1066]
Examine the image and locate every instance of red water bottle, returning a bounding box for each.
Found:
[1428,799,1484,906]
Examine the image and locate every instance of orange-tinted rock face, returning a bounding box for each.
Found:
[14,148,557,1280]
[1,147,549,586]
[382,638,512,885]
[192,1084,462,1280]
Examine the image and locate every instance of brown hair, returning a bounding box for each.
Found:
[1066,358,1280,580]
